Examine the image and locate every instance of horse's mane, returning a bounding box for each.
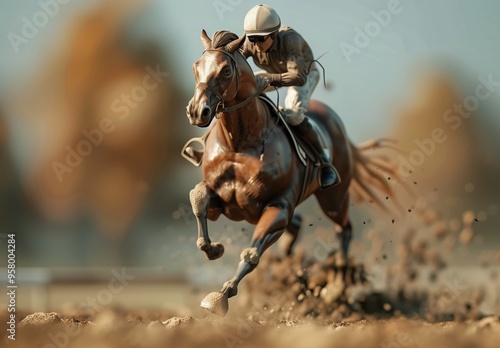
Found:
[211,31,239,49]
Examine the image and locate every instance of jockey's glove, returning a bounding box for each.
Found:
[261,73,282,87]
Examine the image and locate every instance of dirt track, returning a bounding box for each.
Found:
[3,248,499,348]
[3,200,499,347]
[3,310,500,348]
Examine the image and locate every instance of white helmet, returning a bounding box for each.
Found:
[244,4,281,36]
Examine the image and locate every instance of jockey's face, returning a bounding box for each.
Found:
[250,34,273,53]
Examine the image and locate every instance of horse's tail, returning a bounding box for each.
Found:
[348,139,413,213]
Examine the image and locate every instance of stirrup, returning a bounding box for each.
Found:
[181,137,205,167]
[181,129,211,167]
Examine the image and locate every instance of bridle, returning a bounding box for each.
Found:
[197,49,265,118]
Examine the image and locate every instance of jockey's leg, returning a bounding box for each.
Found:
[294,117,339,188]
[283,68,320,126]
[285,69,339,188]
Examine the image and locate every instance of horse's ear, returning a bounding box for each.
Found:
[225,34,246,53]
[201,29,212,50]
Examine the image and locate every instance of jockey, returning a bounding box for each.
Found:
[241,4,339,188]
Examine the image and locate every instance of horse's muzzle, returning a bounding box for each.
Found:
[186,99,214,127]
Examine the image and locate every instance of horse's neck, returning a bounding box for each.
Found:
[217,98,268,152]
[217,57,268,152]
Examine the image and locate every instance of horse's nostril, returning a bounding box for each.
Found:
[186,106,191,117]
[201,106,211,118]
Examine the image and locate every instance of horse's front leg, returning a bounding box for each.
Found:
[190,182,224,260]
[201,202,292,316]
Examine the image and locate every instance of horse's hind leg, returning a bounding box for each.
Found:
[222,204,291,296]
[315,189,352,264]
[280,213,302,256]
[190,181,224,260]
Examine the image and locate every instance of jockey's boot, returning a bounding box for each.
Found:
[294,118,340,188]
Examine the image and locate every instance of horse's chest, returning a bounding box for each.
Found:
[207,156,273,206]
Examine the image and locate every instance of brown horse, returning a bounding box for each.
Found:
[186,30,398,316]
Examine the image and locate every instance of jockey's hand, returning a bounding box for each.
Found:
[256,75,271,91]
[260,73,282,87]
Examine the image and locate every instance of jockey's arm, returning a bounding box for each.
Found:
[239,44,251,58]
[268,54,307,87]
[260,33,308,87]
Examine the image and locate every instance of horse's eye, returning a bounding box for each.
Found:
[221,66,232,78]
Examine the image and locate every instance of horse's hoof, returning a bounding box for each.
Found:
[200,291,229,316]
[198,239,224,260]
[208,242,224,260]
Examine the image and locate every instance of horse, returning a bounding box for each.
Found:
[185,30,399,316]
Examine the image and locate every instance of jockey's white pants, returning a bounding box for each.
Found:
[255,68,320,126]
[284,68,320,126]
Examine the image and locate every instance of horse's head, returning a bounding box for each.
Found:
[186,30,246,127]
